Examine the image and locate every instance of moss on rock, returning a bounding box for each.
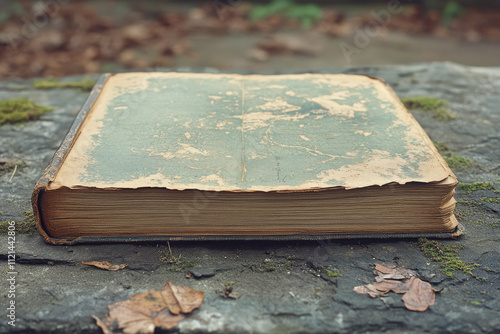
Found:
[480,196,500,204]
[402,96,455,121]
[33,77,96,91]
[459,182,494,195]
[0,98,54,126]
[445,156,474,169]
[417,238,480,277]
[0,211,38,235]
[432,141,476,170]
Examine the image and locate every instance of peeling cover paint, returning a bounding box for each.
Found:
[47,72,454,192]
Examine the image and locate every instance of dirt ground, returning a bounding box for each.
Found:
[1,1,500,79]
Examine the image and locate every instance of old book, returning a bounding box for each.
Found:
[32,73,461,244]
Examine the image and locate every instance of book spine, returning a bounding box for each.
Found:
[31,74,111,245]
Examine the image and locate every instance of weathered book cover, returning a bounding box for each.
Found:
[32,73,461,244]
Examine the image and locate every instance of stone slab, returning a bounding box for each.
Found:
[0,63,499,333]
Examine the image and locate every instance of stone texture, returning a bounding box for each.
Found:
[0,63,499,333]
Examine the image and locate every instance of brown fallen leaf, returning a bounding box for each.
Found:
[162,282,205,314]
[372,279,411,294]
[374,263,414,278]
[82,261,128,271]
[374,274,406,281]
[374,263,395,274]
[93,282,204,334]
[92,316,112,334]
[401,277,436,312]
[353,284,387,298]
[355,264,438,312]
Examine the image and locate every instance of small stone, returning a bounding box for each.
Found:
[189,267,216,279]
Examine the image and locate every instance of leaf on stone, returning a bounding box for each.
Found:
[374,273,406,281]
[356,263,438,312]
[161,282,204,314]
[353,284,387,298]
[92,315,112,334]
[372,279,411,294]
[93,282,204,334]
[374,263,414,278]
[374,263,396,274]
[401,277,436,312]
[82,261,128,271]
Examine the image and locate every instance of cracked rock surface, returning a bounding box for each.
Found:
[0,63,499,333]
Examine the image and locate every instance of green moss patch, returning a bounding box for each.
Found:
[433,141,452,156]
[481,197,500,204]
[432,141,475,170]
[445,156,474,169]
[33,78,96,92]
[468,300,483,306]
[0,98,54,126]
[459,182,494,195]
[417,238,480,277]
[0,211,38,235]
[402,97,455,121]
[456,199,482,206]
[323,269,342,277]
[244,258,294,273]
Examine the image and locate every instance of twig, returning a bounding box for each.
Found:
[167,241,173,256]
[8,164,17,183]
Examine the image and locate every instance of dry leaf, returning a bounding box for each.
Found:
[92,316,112,334]
[374,274,406,281]
[372,279,411,294]
[401,277,436,312]
[355,264,438,312]
[161,282,204,314]
[93,282,204,334]
[374,263,398,274]
[353,284,386,298]
[82,261,128,271]
[374,263,414,278]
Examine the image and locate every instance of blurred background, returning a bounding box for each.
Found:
[1,0,499,80]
